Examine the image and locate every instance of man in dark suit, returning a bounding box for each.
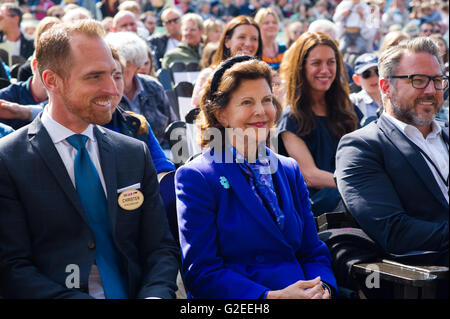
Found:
[0,3,34,61]
[0,19,179,299]
[335,37,449,266]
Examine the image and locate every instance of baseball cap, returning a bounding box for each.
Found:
[354,53,378,74]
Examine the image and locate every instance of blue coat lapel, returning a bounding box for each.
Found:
[211,148,292,247]
[28,116,88,224]
[378,115,447,207]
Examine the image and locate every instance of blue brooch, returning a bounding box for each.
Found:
[219,176,230,189]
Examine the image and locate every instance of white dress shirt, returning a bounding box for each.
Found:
[384,113,449,204]
[40,109,107,195]
[40,109,161,299]
[41,108,107,298]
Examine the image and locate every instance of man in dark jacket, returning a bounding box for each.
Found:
[0,56,47,129]
[0,3,34,62]
[147,7,182,70]
[161,13,204,69]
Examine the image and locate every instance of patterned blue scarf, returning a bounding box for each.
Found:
[231,146,285,230]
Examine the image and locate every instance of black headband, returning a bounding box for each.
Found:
[209,55,256,98]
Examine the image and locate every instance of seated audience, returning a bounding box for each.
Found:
[161,13,204,69]
[106,46,175,177]
[148,7,182,70]
[112,10,138,33]
[349,53,383,125]
[191,15,262,108]
[332,0,371,54]
[0,2,34,61]
[0,55,47,130]
[254,7,286,71]
[203,18,224,45]
[96,0,120,20]
[285,20,306,49]
[277,32,362,216]
[378,30,410,53]
[335,37,449,266]
[176,56,337,299]
[105,31,178,150]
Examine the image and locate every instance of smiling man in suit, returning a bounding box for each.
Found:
[0,19,179,299]
[335,37,449,266]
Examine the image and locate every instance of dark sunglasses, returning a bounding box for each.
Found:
[163,17,180,25]
[361,68,379,79]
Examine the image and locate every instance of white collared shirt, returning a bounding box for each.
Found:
[384,113,449,203]
[165,38,180,54]
[41,108,107,195]
[41,108,107,298]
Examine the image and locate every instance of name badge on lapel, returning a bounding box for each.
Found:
[118,189,144,210]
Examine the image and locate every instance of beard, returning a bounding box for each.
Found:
[390,93,441,127]
[60,86,114,126]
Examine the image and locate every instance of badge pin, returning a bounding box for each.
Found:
[118,189,144,210]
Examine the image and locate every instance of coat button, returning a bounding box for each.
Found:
[255,255,264,263]
[88,240,96,249]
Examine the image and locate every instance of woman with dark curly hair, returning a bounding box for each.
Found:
[277,32,362,216]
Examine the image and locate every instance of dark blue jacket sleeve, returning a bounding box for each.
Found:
[146,120,175,173]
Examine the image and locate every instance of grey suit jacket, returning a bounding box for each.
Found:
[335,114,448,264]
[0,115,180,298]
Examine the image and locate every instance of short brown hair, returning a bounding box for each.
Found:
[197,58,281,148]
[36,19,105,79]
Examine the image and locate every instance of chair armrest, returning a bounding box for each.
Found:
[315,211,359,232]
[352,260,448,288]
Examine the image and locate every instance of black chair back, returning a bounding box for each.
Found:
[159,171,179,245]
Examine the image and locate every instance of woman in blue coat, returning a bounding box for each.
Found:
[175,56,337,299]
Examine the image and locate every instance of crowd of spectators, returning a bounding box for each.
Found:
[0,0,448,299]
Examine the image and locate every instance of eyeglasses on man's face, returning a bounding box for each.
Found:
[389,74,449,90]
[163,17,180,25]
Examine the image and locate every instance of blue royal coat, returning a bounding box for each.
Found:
[175,148,337,298]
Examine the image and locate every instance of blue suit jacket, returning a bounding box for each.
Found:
[335,114,449,263]
[0,115,180,298]
[175,148,337,299]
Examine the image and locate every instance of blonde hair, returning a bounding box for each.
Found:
[34,16,61,48]
[181,13,204,31]
[254,7,280,26]
[379,30,410,53]
[118,0,141,16]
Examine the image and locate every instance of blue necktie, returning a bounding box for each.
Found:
[67,134,128,299]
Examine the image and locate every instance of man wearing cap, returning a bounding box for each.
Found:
[350,53,382,126]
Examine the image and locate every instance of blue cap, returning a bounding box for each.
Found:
[354,53,378,74]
